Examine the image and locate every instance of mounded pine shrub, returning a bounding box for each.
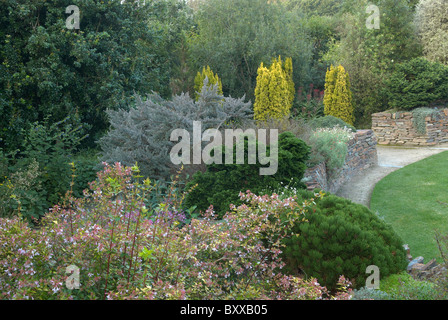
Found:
[281,190,408,290]
[184,131,310,219]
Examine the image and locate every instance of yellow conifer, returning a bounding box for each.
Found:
[323,64,355,125]
[194,65,223,100]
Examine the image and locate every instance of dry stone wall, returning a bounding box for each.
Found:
[304,130,377,193]
[371,109,448,146]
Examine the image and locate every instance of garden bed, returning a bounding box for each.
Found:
[304,130,377,193]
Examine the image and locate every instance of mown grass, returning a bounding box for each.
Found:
[370,150,448,262]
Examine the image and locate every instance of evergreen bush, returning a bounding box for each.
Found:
[323,65,355,126]
[385,58,448,110]
[184,132,310,219]
[309,115,356,132]
[281,190,408,290]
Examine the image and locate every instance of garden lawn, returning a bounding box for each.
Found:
[370,150,448,262]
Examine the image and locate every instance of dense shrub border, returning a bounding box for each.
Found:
[0,163,353,300]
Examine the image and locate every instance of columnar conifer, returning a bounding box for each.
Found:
[254,56,294,121]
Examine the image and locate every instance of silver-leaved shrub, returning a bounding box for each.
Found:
[98,80,254,181]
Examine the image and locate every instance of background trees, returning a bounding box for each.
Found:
[414,0,448,66]
[0,0,193,152]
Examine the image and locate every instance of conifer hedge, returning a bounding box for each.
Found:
[384,58,448,110]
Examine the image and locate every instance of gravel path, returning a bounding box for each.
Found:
[335,144,448,208]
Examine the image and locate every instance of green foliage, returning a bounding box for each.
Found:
[188,0,313,101]
[309,115,356,132]
[193,66,223,100]
[254,56,294,121]
[0,163,353,300]
[0,0,192,152]
[293,84,325,119]
[384,58,448,111]
[415,0,448,65]
[281,190,408,290]
[300,13,339,89]
[184,131,310,219]
[284,0,345,16]
[379,272,443,300]
[351,287,391,300]
[323,65,355,125]
[411,108,441,135]
[0,158,44,221]
[0,116,92,222]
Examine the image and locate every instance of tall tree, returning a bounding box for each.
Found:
[414,0,448,66]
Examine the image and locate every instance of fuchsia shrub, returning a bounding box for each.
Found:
[0,162,352,300]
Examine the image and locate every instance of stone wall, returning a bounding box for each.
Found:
[371,109,448,146]
[304,130,378,193]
